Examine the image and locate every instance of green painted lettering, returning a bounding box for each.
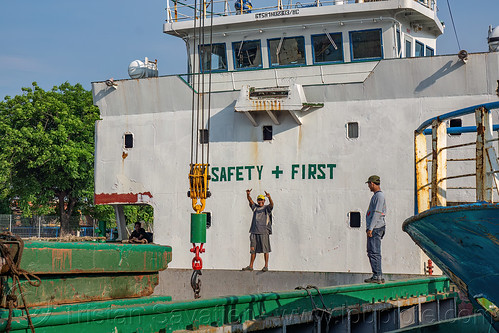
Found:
[227,167,235,181]
[245,166,255,180]
[308,164,317,179]
[220,167,227,182]
[236,166,244,181]
[302,165,306,179]
[211,167,219,182]
[256,165,263,180]
[327,164,336,179]
[317,164,326,179]
[291,164,299,179]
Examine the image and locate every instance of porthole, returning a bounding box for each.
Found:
[349,212,361,228]
[263,126,273,141]
[449,118,462,136]
[347,122,359,139]
[199,129,209,144]
[124,133,133,149]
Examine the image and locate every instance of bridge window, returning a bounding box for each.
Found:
[312,32,343,64]
[350,29,382,61]
[268,36,306,67]
[199,43,227,72]
[426,46,434,57]
[405,40,412,57]
[396,29,402,58]
[233,40,262,69]
[415,41,424,57]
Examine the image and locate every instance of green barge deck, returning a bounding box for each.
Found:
[1,276,476,332]
[1,240,494,332]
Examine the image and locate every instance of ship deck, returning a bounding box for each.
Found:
[1,277,473,332]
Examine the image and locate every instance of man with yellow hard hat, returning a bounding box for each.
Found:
[242,189,273,272]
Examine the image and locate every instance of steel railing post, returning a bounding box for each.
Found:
[431,120,447,207]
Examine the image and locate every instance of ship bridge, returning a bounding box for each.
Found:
[164,0,444,74]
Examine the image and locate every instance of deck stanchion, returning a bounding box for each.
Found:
[431,120,447,207]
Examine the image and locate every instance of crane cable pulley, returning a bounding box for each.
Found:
[187,0,214,299]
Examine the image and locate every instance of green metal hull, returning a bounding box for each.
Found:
[0,241,172,307]
[21,241,172,274]
[1,273,159,307]
[0,277,457,332]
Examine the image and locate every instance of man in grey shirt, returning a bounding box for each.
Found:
[242,189,273,272]
[364,175,386,284]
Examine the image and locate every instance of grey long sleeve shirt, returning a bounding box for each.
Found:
[366,190,386,231]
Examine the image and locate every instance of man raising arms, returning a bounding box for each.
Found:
[242,189,273,272]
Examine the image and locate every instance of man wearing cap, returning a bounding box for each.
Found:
[364,175,386,284]
[242,189,273,272]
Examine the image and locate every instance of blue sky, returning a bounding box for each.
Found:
[0,0,497,99]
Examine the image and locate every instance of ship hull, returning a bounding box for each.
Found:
[92,52,499,274]
[403,203,499,330]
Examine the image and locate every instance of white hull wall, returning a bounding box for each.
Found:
[92,52,499,274]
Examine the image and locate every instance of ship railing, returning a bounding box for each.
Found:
[414,101,499,214]
[166,0,436,23]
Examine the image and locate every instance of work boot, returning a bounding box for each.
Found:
[364,276,376,283]
[364,276,385,284]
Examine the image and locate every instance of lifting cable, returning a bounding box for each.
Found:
[188,0,214,299]
[296,285,333,333]
[445,0,461,51]
[0,232,41,333]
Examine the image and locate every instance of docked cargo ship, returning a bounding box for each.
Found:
[1,0,498,332]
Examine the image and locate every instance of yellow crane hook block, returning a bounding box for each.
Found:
[188,163,211,214]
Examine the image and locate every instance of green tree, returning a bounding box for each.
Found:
[0,82,100,235]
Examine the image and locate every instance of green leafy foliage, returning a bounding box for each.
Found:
[124,205,154,231]
[0,82,100,235]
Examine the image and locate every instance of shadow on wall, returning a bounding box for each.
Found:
[414,60,464,93]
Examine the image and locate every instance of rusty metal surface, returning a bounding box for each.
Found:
[430,120,447,207]
[0,273,159,307]
[15,241,172,274]
[94,191,153,204]
[415,132,430,213]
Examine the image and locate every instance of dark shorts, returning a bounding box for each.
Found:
[250,233,271,254]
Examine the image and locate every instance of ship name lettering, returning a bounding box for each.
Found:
[254,9,299,20]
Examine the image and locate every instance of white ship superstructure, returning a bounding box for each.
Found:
[91,0,499,276]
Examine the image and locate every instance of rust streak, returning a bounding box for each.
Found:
[52,249,72,272]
